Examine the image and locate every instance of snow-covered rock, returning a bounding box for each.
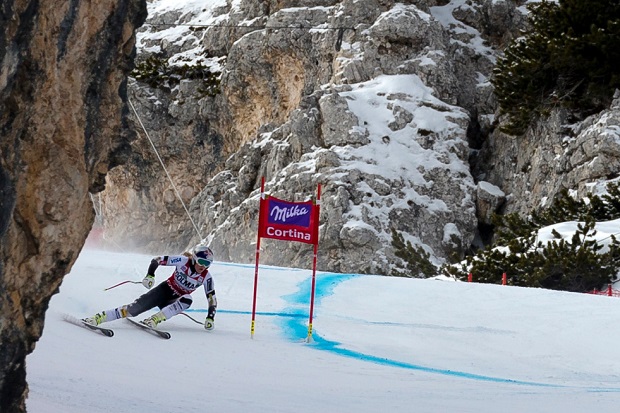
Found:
[99,0,620,275]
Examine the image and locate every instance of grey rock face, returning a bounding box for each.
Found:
[190,74,478,275]
[476,181,506,225]
[101,0,620,277]
[482,95,620,216]
[99,0,524,273]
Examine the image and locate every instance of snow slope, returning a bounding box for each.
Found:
[26,248,620,413]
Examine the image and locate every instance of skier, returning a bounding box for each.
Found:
[83,245,217,331]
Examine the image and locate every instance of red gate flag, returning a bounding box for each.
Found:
[258,195,319,245]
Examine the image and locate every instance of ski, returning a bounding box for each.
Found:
[63,314,114,337]
[125,317,171,339]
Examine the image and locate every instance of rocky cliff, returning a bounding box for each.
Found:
[97,0,620,274]
[0,0,146,411]
[479,95,620,216]
[97,0,522,272]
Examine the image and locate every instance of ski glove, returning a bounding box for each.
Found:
[142,274,155,289]
[204,317,215,331]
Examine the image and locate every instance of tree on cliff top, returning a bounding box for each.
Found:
[492,0,620,135]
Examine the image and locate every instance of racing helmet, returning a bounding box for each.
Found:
[193,245,214,268]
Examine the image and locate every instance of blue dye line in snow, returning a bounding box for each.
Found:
[276,273,558,387]
[187,273,620,392]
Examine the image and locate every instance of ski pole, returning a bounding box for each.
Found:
[104,280,142,291]
[180,312,203,325]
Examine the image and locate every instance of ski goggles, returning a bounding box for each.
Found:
[196,258,212,267]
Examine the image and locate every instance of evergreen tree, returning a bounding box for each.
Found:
[492,0,620,135]
[531,218,618,292]
[443,183,620,292]
[132,53,221,96]
[391,229,437,278]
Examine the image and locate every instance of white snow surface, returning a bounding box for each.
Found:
[27,247,620,413]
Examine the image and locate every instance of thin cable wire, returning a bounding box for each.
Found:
[89,193,103,225]
[128,98,203,240]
